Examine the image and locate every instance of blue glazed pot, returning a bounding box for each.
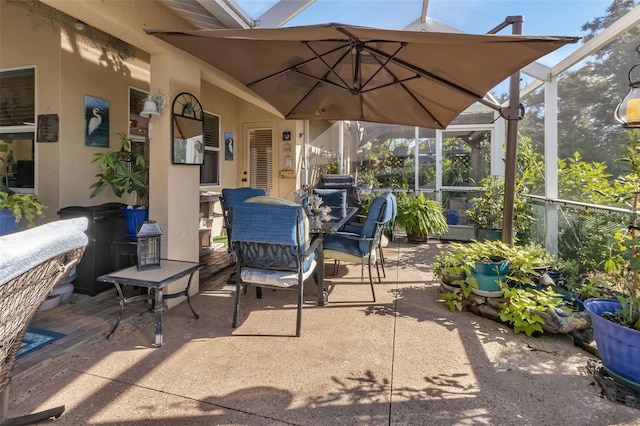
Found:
[0,208,21,236]
[584,298,640,385]
[122,206,148,241]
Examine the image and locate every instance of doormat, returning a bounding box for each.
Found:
[18,327,66,359]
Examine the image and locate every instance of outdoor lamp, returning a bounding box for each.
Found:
[614,44,640,128]
[136,221,163,271]
[140,91,168,118]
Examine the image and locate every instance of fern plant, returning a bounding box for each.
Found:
[396,192,448,242]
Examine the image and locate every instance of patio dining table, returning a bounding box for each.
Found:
[309,206,358,236]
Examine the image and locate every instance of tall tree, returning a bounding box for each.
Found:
[518,0,639,177]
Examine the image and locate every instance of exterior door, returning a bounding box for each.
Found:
[242,124,275,195]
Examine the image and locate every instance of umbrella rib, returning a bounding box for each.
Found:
[303,41,353,92]
[365,45,491,105]
[286,47,354,118]
[358,42,406,94]
[359,75,421,94]
[247,43,348,88]
[367,52,443,128]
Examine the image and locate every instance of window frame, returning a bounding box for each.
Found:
[0,66,36,194]
[200,110,221,186]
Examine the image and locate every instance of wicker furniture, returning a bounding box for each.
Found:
[0,217,89,425]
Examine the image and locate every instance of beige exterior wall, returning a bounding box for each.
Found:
[1,0,315,303]
[1,2,62,223]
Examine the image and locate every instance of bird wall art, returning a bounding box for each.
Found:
[84,95,110,147]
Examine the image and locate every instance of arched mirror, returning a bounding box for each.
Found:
[171,92,204,165]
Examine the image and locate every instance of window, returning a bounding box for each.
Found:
[129,87,150,143]
[0,67,35,193]
[200,111,220,185]
[128,87,150,162]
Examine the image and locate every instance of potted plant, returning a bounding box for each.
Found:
[584,130,640,388]
[0,190,47,235]
[395,192,448,243]
[466,175,533,242]
[89,133,148,240]
[433,249,466,291]
[358,171,379,189]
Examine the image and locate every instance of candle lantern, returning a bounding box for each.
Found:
[136,221,162,271]
[614,44,640,128]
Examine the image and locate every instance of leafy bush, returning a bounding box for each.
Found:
[0,191,47,227]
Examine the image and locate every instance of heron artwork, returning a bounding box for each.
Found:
[87,108,102,135]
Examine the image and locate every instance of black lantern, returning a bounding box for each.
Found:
[615,44,640,128]
[136,221,162,271]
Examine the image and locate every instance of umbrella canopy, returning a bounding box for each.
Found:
[147,23,578,128]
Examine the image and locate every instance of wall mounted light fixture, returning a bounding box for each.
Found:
[140,91,168,118]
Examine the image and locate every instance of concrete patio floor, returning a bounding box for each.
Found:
[7,238,640,425]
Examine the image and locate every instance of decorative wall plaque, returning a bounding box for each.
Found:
[36,114,59,142]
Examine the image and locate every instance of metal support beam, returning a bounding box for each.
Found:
[256,0,315,28]
[544,77,559,256]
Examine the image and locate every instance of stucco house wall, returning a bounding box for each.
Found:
[0,0,314,302]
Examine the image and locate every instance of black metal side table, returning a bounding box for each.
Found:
[112,238,138,270]
[97,259,204,347]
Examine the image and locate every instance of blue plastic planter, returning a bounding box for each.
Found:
[584,299,640,386]
[0,208,21,236]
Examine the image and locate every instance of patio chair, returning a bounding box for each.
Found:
[312,188,347,209]
[322,193,394,302]
[0,217,89,425]
[230,201,323,336]
[340,192,396,279]
[220,188,267,283]
[318,174,361,209]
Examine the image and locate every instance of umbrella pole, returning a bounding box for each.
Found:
[489,16,524,247]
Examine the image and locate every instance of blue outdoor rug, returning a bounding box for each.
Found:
[18,327,66,358]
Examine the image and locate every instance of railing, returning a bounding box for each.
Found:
[527,195,636,272]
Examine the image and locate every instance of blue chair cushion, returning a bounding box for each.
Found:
[231,203,314,270]
[312,189,347,208]
[221,188,266,209]
[324,232,362,257]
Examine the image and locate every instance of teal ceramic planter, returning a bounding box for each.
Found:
[469,260,508,296]
[474,228,503,242]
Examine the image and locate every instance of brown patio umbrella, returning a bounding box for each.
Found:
[146,23,578,129]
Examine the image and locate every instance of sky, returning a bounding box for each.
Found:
[236,0,615,94]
